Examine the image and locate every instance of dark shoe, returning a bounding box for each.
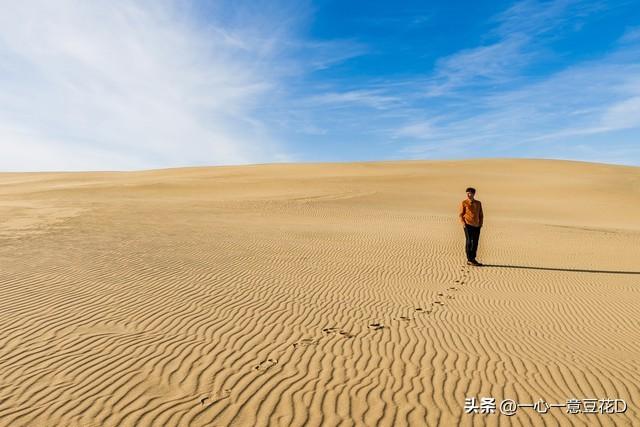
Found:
[471,259,483,266]
[466,261,474,266]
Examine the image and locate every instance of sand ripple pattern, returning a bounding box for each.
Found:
[1,160,639,426]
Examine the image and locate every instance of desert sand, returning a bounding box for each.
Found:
[0,158,638,427]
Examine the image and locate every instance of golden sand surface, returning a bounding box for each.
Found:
[0,158,639,426]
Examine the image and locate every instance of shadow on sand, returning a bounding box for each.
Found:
[482,264,640,275]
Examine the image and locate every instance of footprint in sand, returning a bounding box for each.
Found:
[415,307,425,312]
[253,358,278,372]
[397,316,412,322]
[293,338,319,348]
[368,322,384,330]
[323,327,354,338]
[200,389,231,406]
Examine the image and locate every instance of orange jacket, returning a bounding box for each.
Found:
[459,199,483,227]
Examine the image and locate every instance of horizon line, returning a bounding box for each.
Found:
[2,156,638,174]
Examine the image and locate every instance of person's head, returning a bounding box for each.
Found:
[465,187,476,200]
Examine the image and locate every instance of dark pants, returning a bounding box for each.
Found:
[464,224,481,261]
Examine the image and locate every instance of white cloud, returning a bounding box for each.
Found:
[393,121,438,139]
[305,89,401,110]
[379,1,640,165]
[620,26,640,44]
[423,36,529,96]
[601,96,640,130]
[0,0,305,171]
[9,1,627,169]
[390,45,640,165]
[491,0,601,37]
[422,0,607,98]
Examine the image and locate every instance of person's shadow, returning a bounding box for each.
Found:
[482,264,640,275]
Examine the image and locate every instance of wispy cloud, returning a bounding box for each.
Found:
[620,26,640,44]
[423,0,605,97]
[492,0,604,37]
[0,0,366,171]
[385,0,640,165]
[392,121,438,140]
[305,89,402,110]
[283,0,640,166]
[395,54,640,159]
[1,0,637,169]
[601,96,640,129]
[423,36,530,96]
[0,1,290,171]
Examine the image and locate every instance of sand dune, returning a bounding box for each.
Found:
[0,158,638,426]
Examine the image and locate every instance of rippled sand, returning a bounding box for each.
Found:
[1,158,638,426]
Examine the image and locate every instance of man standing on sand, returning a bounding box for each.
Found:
[459,187,484,266]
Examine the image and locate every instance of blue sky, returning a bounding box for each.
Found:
[1,0,639,171]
